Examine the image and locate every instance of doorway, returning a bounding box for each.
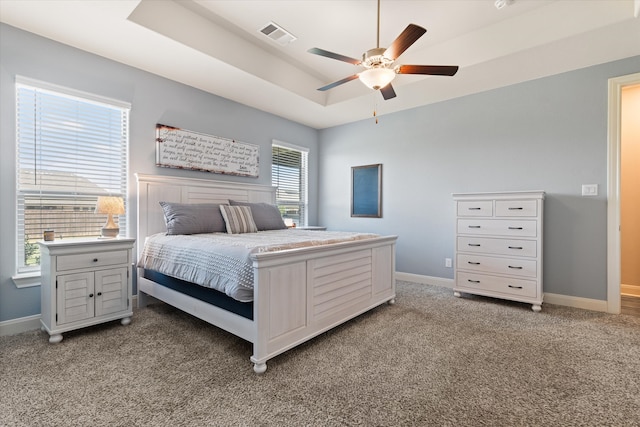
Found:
[607,72,640,314]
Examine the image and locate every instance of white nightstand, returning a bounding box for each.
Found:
[38,237,136,343]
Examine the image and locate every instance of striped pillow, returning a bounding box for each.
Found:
[219,205,258,234]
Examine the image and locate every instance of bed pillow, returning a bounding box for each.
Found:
[219,205,258,234]
[229,200,287,231]
[159,202,226,235]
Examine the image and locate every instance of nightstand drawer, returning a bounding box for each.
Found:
[457,201,493,217]
[57,250,129,271]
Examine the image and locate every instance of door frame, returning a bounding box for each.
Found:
[607,72,640,314]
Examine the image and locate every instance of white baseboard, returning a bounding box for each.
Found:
[396,272,454,288]
[621,284,640,297]
[0,295,139,337]
[0,279,615,337]
[0,314,41,337]
[397,272,609,312]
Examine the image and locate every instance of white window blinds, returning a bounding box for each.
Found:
[16,77,130,272]
[272,142,308,227]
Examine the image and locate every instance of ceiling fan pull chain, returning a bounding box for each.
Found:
[373,96,379,124]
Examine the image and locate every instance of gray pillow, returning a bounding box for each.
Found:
[229,200,287,231]
[159,202,226,235]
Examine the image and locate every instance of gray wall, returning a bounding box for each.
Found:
[318,55,640,301]
[0,24,318,322]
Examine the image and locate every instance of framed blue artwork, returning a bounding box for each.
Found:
[351,164,382,218]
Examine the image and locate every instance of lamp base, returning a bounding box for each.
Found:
[100,227,120,239]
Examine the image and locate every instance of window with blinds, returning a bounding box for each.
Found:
[16,77,130,273]
[272,142,308,227]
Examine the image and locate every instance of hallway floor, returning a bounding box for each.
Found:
[621,295,640,316]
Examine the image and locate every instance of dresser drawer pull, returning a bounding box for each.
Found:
[468,225,481,229]
[468,243,481,247]
[467,279,480,284]
[467,261,480,265]
[508,246,523,250]
[508,285,523,289]
[508,207,523,210]
[468,207,482,210]
[89,293,94,298]
[508,227,523,230]
[93,258,98,262]
[508,265,523,269]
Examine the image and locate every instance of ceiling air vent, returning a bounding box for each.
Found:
[259,22,296,46]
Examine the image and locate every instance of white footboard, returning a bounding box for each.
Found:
[250,236,396,373]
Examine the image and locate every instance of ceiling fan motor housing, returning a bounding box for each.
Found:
[362,48,394,69]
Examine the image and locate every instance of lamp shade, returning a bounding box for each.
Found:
[359,68,396,90]
[95,196,125,215]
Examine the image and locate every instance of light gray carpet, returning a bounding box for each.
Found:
[2,282,639,427]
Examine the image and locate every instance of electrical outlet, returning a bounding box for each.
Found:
[445,258,452,268]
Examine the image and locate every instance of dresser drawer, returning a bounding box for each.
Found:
[457,236,537,258]
[457,219,537,237]
[456,271,538,299]
[495,200,538,217]
[457,200,492,217]
[457,254,537,278]
[57,250,129,271]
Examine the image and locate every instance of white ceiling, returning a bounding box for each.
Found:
[1,0,639,129]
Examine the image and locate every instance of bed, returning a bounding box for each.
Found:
[136,173,397,373]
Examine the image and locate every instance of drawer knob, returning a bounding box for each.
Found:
[508,285,523,289]
[508,207,523,210]
[468,207,482,210]
[508,265,523,269]
[468,243,481,247]
[468,225,481,229]
[508,246,523,250]
[508,227,523,230]
[97,292,102,296]
[467,279,480,284]
[93,258,98,262]
[468,261,480,265]
[89,293,94,298]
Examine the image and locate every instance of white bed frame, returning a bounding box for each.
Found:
[136,173,397,373]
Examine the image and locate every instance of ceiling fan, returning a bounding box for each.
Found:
[308,0,459,100]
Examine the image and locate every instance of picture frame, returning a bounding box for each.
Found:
[351,164,382,218]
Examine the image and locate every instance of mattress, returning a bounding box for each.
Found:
[137,229,378,302]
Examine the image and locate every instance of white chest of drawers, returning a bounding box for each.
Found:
[453,191,545,311]
[38,237,136,343]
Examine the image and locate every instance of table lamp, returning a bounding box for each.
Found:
[95,196,125,238]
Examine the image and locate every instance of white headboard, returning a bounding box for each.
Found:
[136,173,276,257]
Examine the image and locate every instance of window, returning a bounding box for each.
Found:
[272,141,308,227]
[16,77,130,273]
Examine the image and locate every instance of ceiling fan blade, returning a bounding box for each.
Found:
[384,24,427,60]
[317,74,360,91]
[308,47,361,65]
[397,64,459,76]
[380,83,396,100]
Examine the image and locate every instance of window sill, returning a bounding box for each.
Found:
[12,272,42,289]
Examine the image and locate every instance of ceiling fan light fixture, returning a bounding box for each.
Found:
[359,68,396,90]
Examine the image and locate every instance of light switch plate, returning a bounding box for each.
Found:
[582,184,598,196]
